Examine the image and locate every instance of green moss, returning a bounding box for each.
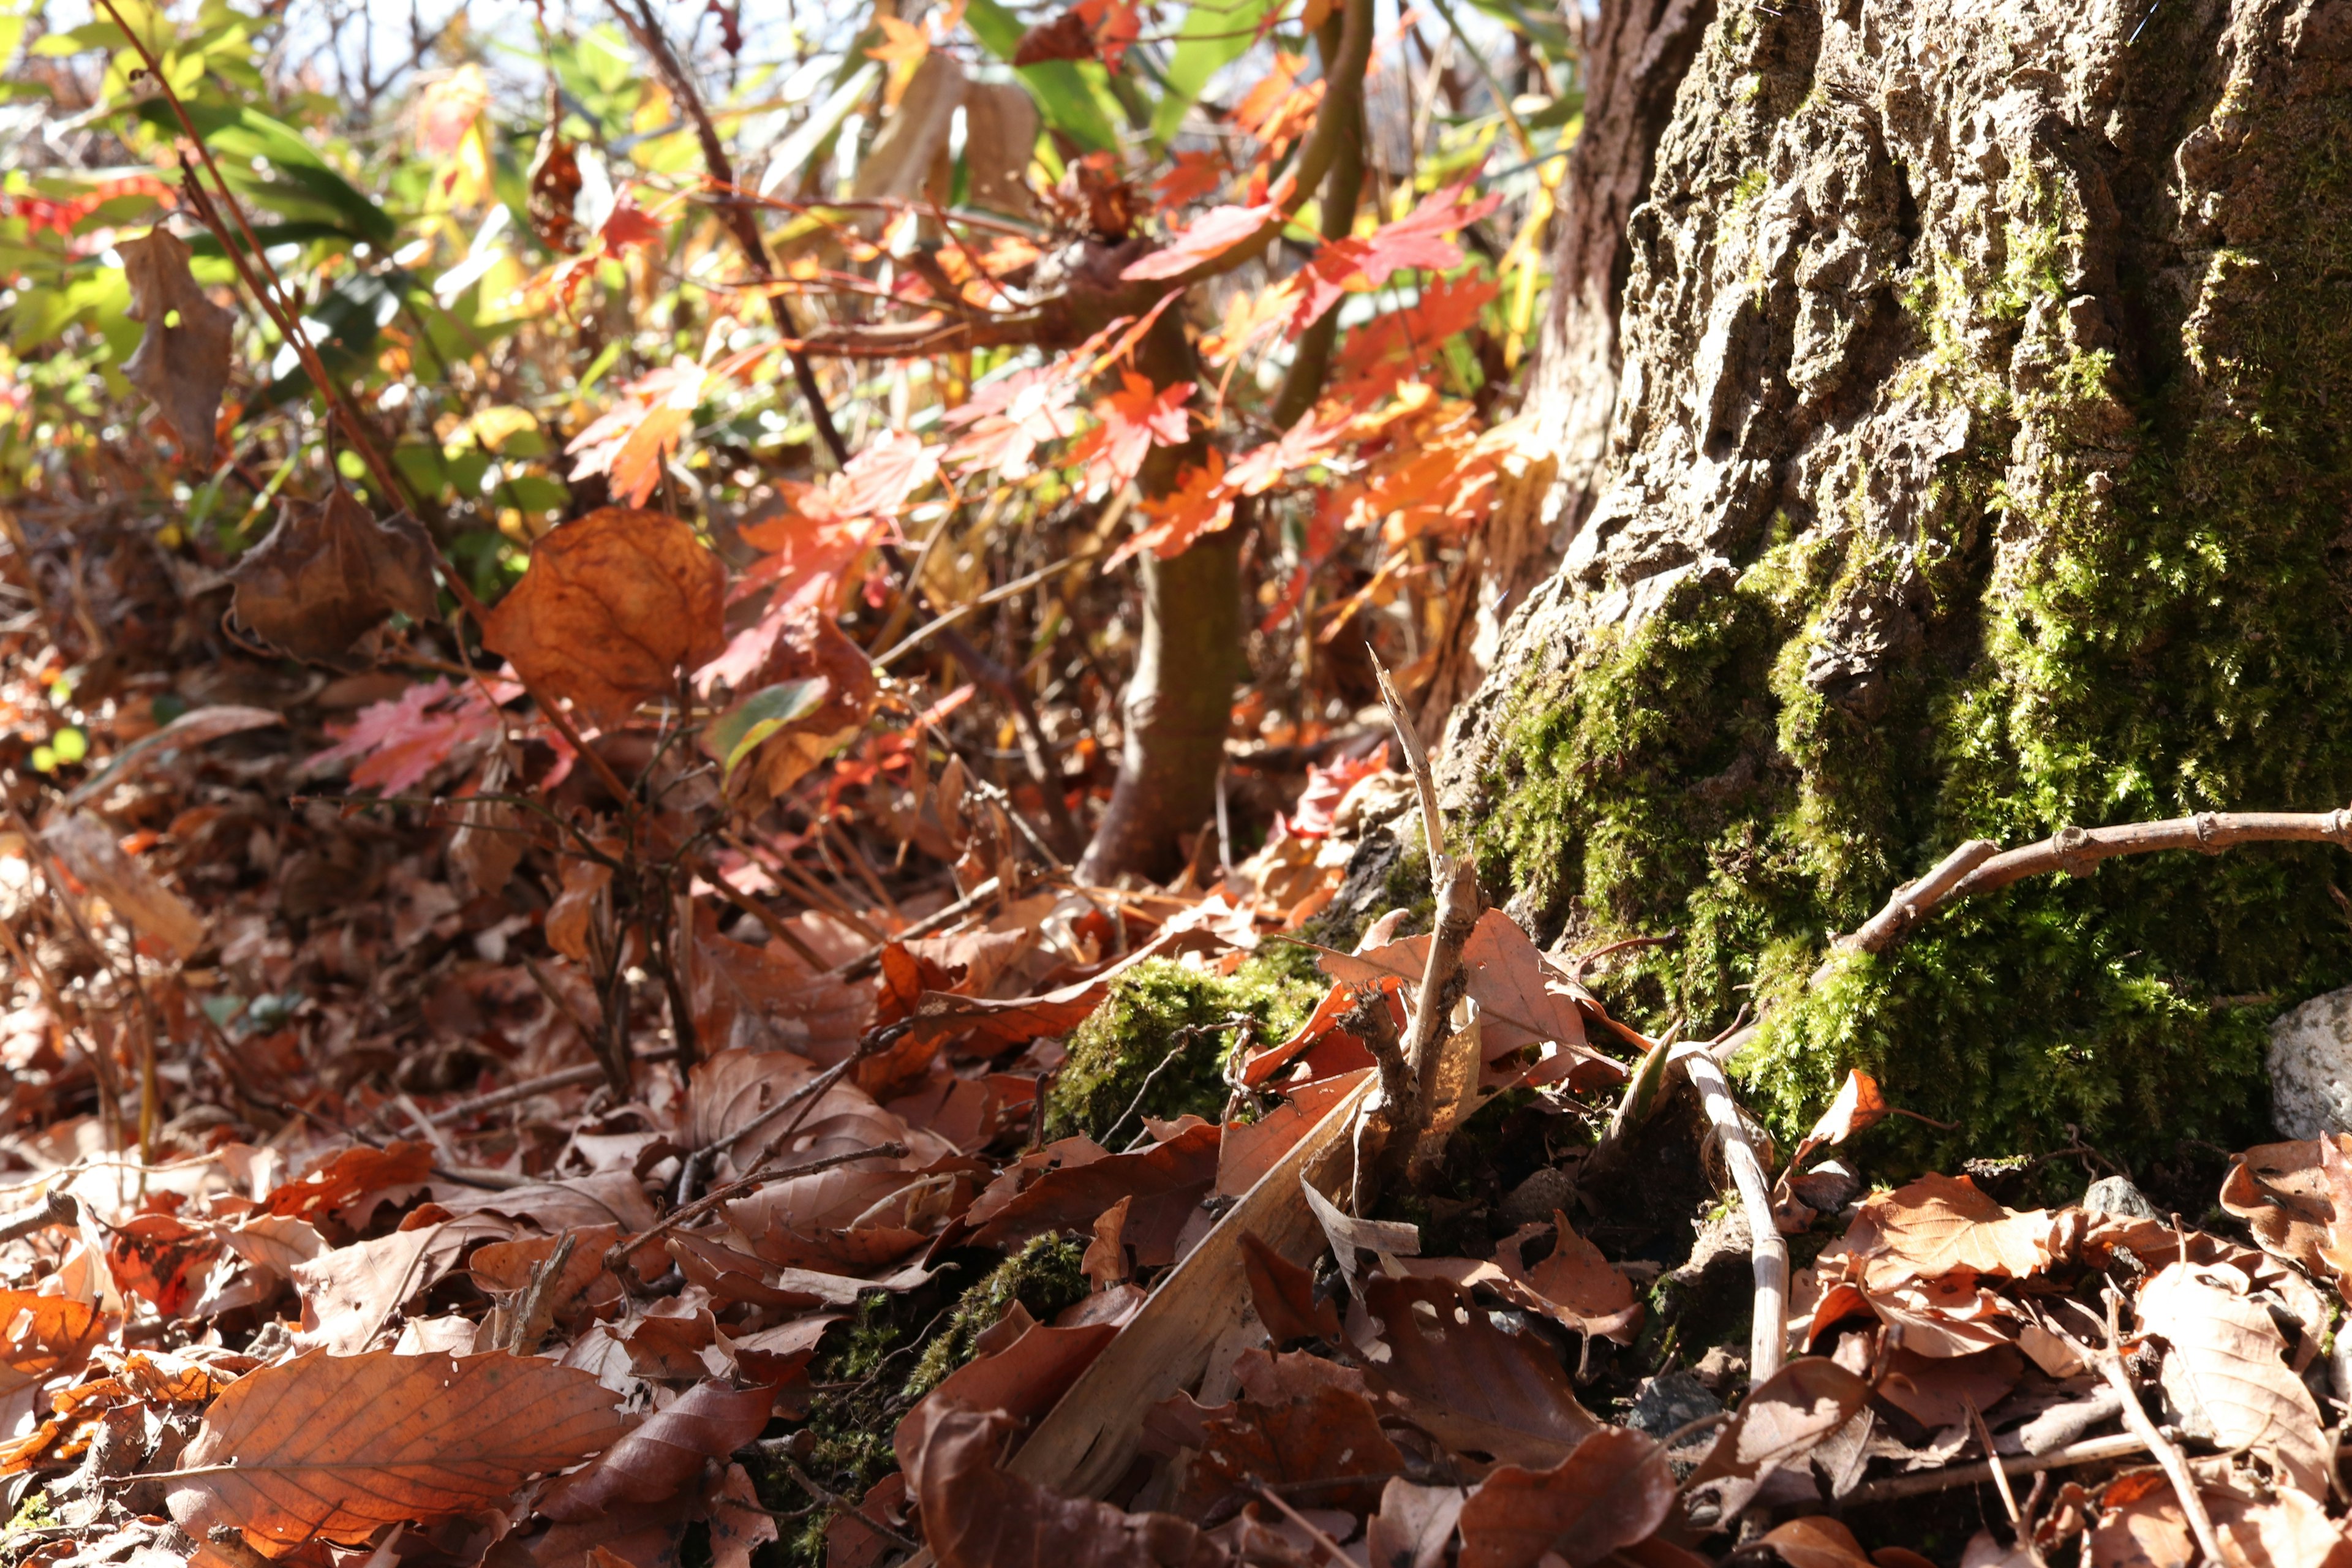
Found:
[1040,949,1326,1143]
[903,1234,1091,1399]
[1472,50,2352,1171]
[753,1238,1093,1568]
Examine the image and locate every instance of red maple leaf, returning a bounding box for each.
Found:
[567,359,710,507]
[941,366,1084,476]
[1072,0,1142,67]
[1289,750,1388,838]
[1328,276,1499,405]
[1107,450,1234,567]
[1121,203,1274,282]
[1224,410,1349,497]
[1068,374,1193,499]
[832,428,941,517]
[1289,184,1505,332]
[596,198,669,257]
[1233,53,1319,155]
[310,680,504,795]
[1152,150,1229,213]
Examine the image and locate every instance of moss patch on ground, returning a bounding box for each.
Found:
[1039,945,1328,1143]
[748,1236,1091,1568]
[1471,17,2352,1172]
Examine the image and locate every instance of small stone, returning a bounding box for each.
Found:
[1498,1166,1578,1229]
[2269,986,2352,1138]
[1691,1345,1746,1391]
[1624,1369,1721,1441]
[2082,1175,2160,1220]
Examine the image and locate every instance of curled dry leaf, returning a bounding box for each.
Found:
[226,488,441,663]
[1682,1357,1872,1521]
[969,1121,1223,1267]
[1455,1427,1676,1568]
[165,1348,627,1551]
[713,608,880,802]
[902,1403,1229,1568]
[43,809,207,959]
[1239,1230,1341,1343]
[1366,1479,1467,1568]
[120,227,235,467]
[1841,1173,2054,1285]
[2133,1261,2331,1497]
[481,507,727,731]
[1357,1274,1601,1468]
[538,1378,776,1520]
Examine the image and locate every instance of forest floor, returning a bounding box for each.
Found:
[2,503,2349,1568]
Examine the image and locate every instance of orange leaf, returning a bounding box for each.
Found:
[481,507,728,730]
[165,1349,627,1551]
[866,13,930,63]
[1107,450,1234,567]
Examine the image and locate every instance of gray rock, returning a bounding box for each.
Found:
[2082,1175,2159,1220]
[1498,1166,1578,1229]
[1626,1370,1722,1442]
[2268,987,2352,1139]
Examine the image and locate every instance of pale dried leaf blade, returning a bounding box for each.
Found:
[121,227,235,467]
[45,809,206,958]
[227,489,440,663]
[167,1348,628,1549]
[2135,1262,2332,1497]
[1806,1070,1891,1145]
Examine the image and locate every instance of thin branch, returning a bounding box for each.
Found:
[1676,1045,1787,1382]
[1847,1432,2153,1502]
[2097,1287,2225,1566]
[609,0,850,467]
[606,1141,905,1278]
[0,1190,78,1246]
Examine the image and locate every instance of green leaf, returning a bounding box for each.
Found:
[130,100,395,246]
[1152,0,1275,146]
[710,679,832,783]
[963,0,1122,151]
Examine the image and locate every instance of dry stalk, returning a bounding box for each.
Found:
[2097,1287,2225,1565]
[1676,1044,1786,1382]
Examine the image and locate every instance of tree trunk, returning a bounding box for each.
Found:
[1442,0,2352,1166]
[1416,0,1716,733]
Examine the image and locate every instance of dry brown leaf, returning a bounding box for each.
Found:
[260,1140,433,1221]
[1873,1344,2022,1430]
[1239,1230,1340,1343]
[1845,1173,2054,1284]
[0,1291,105,1400]
[1682,1357,1872,1521]
[2135,1261,2331,1496]
[165,1348,627,1550]
[1317,911,1608,1085]
[1455,1427,1676,1568]
[968,1121,1221,1267]
[538,1378,775,1520]
[1357,1274,1600,1468]
[226,488,441,663]
[1366,1479,1466,1568]
[481,507,726,730]
[961,81,1039,217]
[1180,1378,1404,1515]
[899,1304,1118,1446]
[2218,1140,2339,1278]
[120,227,235,467]
[44,810,207,959]
[690,920,875,1063]
[1494,1212,1643,1345]
[900,1403,1230,1568]
[1758,1517,1878,1568]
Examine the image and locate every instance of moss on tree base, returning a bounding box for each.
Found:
[1451,0,2352,1171]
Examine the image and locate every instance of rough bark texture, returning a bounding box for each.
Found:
[1418,0,1716,733]
[1441,0,2352,1166]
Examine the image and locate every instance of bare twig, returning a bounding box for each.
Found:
[607,1141,905,1280]
[2097,1287,2224,1566]
[1250,1484,1357,1568]
[748,1439,922,1551]
[0,1189,78,1246]
[831,875,1004,980]
[1825,837,2002,967]
[1370,652,1480,1180]
[1849,1431,2153,1502]
[426,1062,608,1126]
[1677,1045,1787,1382]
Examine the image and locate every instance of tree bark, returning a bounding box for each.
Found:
[1439,0,2352,1163]
[1416,0,1715,733]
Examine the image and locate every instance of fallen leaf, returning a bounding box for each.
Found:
[1181,1378,1403,1513]
[43,810,207,959]
[900,1403,1229,1568]
[1456,1427,1676,1568]
[120,227,235,467]
[1357,1274,1600,1468]
[1842,1174,2054,1285]
[481,507,727,730]
[1240,1231,1340,1343]
[166,1349,627,1550]
[968,1121,1221,1267]
[2135,1261,2331,1496]
[538,1378,776,1520]
[227,488,442,663]
[1491,1213,1644,1345]
[0,1291,105,1400]
[1366,1479,1466,1568]
[1682,1357,1872,1521]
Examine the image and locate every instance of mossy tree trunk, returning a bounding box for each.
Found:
[1442,0,2352,1167]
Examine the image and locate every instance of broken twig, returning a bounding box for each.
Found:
[1676,1044,1787,1382]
